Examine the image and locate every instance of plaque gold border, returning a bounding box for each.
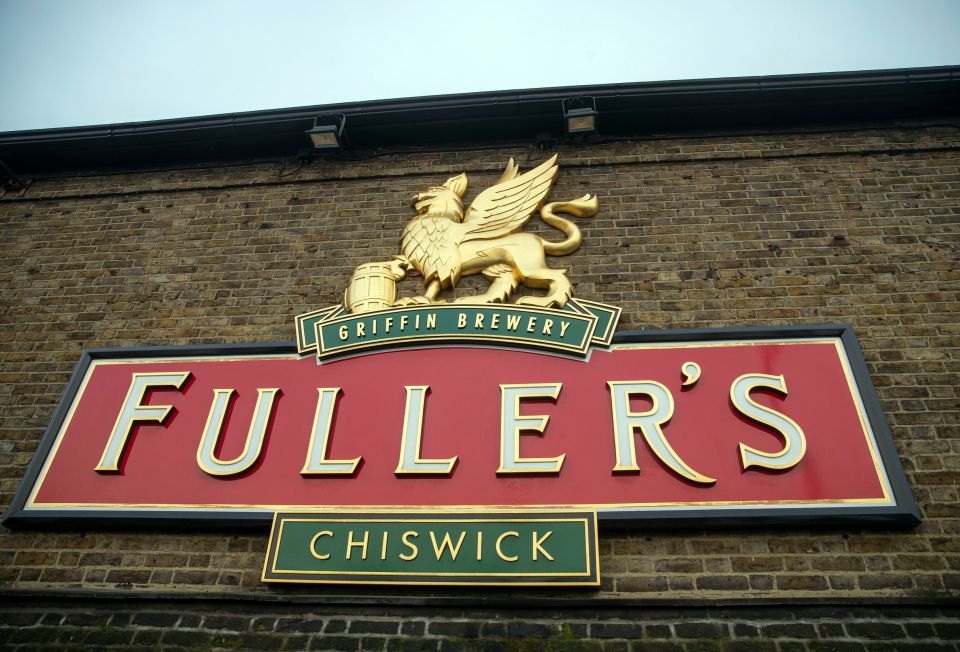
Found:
[24,337,892,513]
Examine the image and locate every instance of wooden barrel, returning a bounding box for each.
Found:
[344,261,403,313]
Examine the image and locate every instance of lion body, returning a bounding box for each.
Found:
[398,195,598,308]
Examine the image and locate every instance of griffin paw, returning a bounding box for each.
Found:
[394,296,432,306]
[515,296,560,308]
[453,295,498,304]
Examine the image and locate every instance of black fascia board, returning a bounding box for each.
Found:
[0,66,957,175]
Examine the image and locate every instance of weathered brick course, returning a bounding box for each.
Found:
[1,121,958,645]
[0,599,955,650]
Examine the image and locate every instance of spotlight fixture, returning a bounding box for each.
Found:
[305,113,347,151]
[562,96,598,136]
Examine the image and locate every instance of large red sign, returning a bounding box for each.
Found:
[5,326,917,527]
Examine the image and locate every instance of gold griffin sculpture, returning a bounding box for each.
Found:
[345,155,597,314]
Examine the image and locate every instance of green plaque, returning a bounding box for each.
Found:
[262,511,599,586]
[295,301,621,361]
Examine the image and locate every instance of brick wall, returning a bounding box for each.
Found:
[1,598,959,651]
[1,122,958,646]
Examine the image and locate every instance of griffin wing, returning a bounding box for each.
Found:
[460,155,558,240]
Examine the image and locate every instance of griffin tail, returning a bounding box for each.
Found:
[539,194,599,256]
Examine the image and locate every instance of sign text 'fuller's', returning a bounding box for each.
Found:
[18,335,902,521]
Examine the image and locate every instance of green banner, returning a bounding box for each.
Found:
[295,300,620,361]
[262,511,599,586]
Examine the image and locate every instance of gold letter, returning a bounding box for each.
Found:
[301,388,361,475]
[309,531,333,560]
[338,325,348,341]
[346,530,368,560]
[732,374,807,471]
[430,531,466,560]
[608,381,715,484]
[496,531,519,562]
[497,384,565,474]
[395,386,457,475]
[197,388,279,477]
[95,372,191,472]
[532,531,554,561]
[399,531,419,561]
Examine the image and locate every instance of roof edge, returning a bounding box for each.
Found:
[2,66,957,174]
[2,65,957,142]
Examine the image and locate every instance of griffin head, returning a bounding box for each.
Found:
[410,172,468,222]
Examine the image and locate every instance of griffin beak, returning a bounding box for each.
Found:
[412,192,435,213]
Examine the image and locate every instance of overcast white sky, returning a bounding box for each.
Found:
[1,0,959,133]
